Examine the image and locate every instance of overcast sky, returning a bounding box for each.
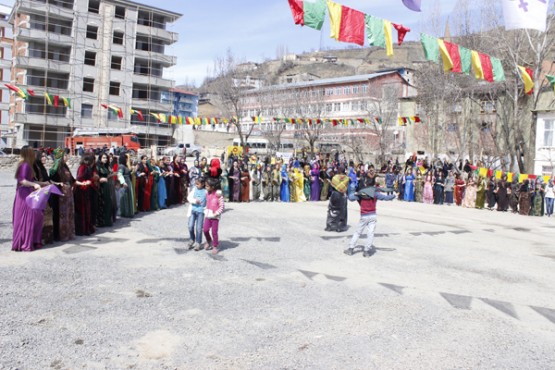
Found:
[2,0,465,85]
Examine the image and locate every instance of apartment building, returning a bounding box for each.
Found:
[0,4,11,148]
[9,0,181,148]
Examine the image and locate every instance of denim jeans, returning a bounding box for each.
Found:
[546,198,554,216]
[188,210,204,244]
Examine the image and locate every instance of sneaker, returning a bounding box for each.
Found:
[343,248,354,256]
[203,242,212,250]
[187,240,195,250]
[211,247,219,255]
[362,248,376,258]
[193,243,201,251]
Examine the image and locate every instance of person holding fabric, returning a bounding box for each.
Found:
[404,168,415,202]
[12,146,44,251]
[33,150,55,245]
[74,154,95,236]
[117,153,135,218]
[325,166,348,232]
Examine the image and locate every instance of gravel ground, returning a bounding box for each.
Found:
[1,169,555,369]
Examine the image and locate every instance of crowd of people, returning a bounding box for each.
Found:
[11,146,554,254]
[11,146,225,253]
[221,152,554,218]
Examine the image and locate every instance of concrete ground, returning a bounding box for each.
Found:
[1,170,554,369]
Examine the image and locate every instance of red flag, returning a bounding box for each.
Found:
[136,110,144,121]
[53,95,59,107]
[478,53,494,82]
[101,104,109,109]
[525,67,534,95]
[444,41,462,73]
[392,23,410,46]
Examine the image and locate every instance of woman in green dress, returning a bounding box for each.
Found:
[96,153,115,227]
[475,176,487,209]
[117,154,135,218]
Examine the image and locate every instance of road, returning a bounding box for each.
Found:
[1,170,554,369]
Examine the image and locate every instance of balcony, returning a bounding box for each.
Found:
[15,112,71,127]
[134,49,176,67]
[16,0,75,20]
[13,56,71,74]
[15,27,73,45]
[136,24,178,44]
[130,124,172,137]
[131,98,172,112]
[132,74,174,89]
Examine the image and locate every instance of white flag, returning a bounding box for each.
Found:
[502,0,549,32]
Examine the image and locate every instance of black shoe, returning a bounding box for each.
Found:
[343,248,354,256]
[362,248,376,258]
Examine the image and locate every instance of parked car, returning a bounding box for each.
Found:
[164,143,202,158]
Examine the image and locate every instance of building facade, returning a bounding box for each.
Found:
[0,4,11,148]
[9,0,181,148]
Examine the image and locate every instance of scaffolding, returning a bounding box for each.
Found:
[9,0,181,149]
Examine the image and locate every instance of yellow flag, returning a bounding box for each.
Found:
[495,170,502,180]
[479,167,488,178]
[384,20,393,57]
[543,175,551,184]
[327,1,342,41]
[517,66,534,94]
[519,173,528,183]
[438,39,453,72]
[471,50,484,80]
[507,173,513,182]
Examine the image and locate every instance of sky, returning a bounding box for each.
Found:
[2,0,465,86]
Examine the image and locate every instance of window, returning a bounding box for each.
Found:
[81,103,93,118]
[111,56,122,70]
[109,82,120,96]
[83,78,94,92]
[113,31,124,45]
[86,25,98,39]
[88,0,99,13]
[362,85,368,94]
[344,87,350,95]
[335,88,340,95]
[84,51,95,66]
[108,109,118,120]
[447,123,459,132]
[333,103,340,112]
[544,120,554,147]
[353,86,359,94]
[115,6,125,19]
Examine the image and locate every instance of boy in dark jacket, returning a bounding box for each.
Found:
[344,185,395,257]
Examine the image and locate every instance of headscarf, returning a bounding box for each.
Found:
[34,151,49,182]
[331,173,349,193]
[49,148,65,177]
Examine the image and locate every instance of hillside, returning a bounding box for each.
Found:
[201,41,426,91]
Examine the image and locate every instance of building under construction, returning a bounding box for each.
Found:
[8,0,181,148]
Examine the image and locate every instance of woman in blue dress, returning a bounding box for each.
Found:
[157,158,167,209]
[404,169,415,202]
[280,164,290,202]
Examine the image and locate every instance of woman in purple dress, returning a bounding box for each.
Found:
[310,162,321,201]
[12,146,44,251]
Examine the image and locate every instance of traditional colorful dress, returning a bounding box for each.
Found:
[149,163,160,211]
[280,165,290,202]
[414,175,423,203]
[12,163,44,251]
[423,175,434,204]
[475,178,487,209]
[462,179,477,208]
[74,164,95,236]
[454,178,465,206]
[229,166,241,202]
[496,180,510,212]
[293,169,306,202]
[117,164,135,218]
[240,168,251,202]
[404,174,415,202]
[136,162,151,212]
[50,161,75,242]
[96,163,114,227]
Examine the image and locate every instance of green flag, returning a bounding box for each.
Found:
[365,15,385,48]
[546,75,555,93]
[490,57,505,82]
[420,33,439,63]
[458,46,472,75]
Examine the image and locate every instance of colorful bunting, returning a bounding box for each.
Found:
[5,83,28,99]
[420,33,439,62]
[365,15,394,56]
[392,23,410,46]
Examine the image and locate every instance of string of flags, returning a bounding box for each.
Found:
[5,83,72,106]
[5,84,35,99]
[397,116,422,126]
[288,0,411,55]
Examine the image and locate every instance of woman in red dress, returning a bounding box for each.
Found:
[454,173,466,206]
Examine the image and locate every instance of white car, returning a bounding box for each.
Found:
[164,143,202,157]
